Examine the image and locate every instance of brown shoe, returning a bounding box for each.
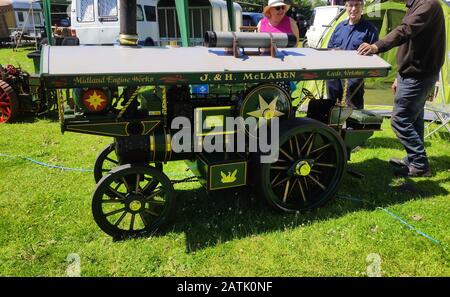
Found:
[393,165,432,177]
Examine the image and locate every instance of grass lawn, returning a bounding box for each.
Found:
[0,117,449,276]
[0,46,36,73]
[0,47,449,277]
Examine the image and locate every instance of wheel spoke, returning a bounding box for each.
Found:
[105,207,126,217]
[114,211,127,226]
[310,143,332,155]
[307,175,326,190]
[300,133,314,154]
[144,208,159,217]
[144,188,164,201]
[306,133,316,156]
[107,187,127,200]
[288,178,297,197]
[289,138,294,156]
[135,174,141,193]
[273,176,289,188]
[279,148,295,162]
[129,214,135,231]
[282,179,291,203]
[293,135,301,157]
[270,165,289,170]
[297,178,307,202]
[139,213,148,226]
[148,199,164,205]
[105,157,118,164]
[122,177,131,192]
[315,162,337,168]
[271,172,282,186]
[314,151,325,161]
[274,158,289,164]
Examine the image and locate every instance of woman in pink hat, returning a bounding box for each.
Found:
[257,0,299,43]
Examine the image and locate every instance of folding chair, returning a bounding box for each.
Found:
[425,72,450,138]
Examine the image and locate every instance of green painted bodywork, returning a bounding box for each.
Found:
[63,120,160,137]
[342,109,383,151]
[342,130,375,152]
[186,153,247,191]
[43,68,389,89]
[195,106,235,136]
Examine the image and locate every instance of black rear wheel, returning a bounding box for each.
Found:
[255,117,347,212]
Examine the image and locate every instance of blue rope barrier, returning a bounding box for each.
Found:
[337,194,448,249]
[0,153,93,172]
[377,207,446,247]
[0,152,447,249]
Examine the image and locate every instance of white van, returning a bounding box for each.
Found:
[304,5,345,48]
[71,0,159,45]
[71,0,242,46]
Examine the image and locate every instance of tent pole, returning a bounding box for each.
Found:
[175,0,190,47]
[43,0,52,45]
[226,0,236,32]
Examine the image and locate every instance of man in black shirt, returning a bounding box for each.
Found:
[357,0,445,177]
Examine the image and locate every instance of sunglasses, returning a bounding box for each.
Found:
[274,6,287,11]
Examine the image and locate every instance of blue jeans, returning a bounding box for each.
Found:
[391,74,437,170]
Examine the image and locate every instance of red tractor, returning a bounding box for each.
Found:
[0,63,56,123]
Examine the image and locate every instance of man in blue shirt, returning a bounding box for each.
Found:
[326,0,378,109]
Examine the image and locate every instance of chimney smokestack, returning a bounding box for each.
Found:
[119,0,138,45]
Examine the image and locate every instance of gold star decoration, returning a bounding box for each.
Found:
[246,95,285,121]
[85,91,106,111]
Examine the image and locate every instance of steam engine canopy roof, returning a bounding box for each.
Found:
[41,45,391,87]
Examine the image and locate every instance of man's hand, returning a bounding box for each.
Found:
[391,78,398,95]
[357,43,379,55]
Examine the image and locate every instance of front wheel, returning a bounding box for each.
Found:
[94,143,162,183]
[254,117,347,212]
[92,164,176,238]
